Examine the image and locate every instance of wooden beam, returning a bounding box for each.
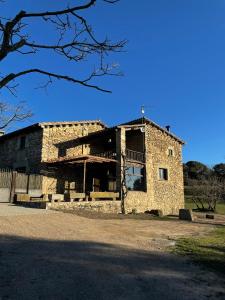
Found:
[46,154,117,165]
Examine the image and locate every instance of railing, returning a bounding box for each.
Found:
[91,151,117,160]
[91,149,145,163]
[126,149,145,163]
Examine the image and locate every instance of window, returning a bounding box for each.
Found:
[58,147,67,157]
[19,136,26,150]
[159,168,168,180]
[126,165,145,191]
[168,149,173,157]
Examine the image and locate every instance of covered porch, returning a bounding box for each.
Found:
[45,122,147,201]
[46,154,119,201]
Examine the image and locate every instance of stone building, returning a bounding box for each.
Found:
[0,118,185,215]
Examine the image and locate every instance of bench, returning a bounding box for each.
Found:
[48,194,65,203]
[89,192,119,201]
[65,192,87,202]
[15,193,48,202]
[30,194,49,202]
[15,193,30,202]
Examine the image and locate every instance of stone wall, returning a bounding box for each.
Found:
[0,129,43,173]
[41,122,104,162]
[124,123,184,215]
[0,121,105,195]
[47,200,121,214]
[42,166,84,195]
[41,122,105,194]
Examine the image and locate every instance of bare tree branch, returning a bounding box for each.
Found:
[0,0,125,94]
[0,101,33,130]
[0,68,113,93]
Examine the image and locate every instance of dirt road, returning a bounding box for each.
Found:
[0,206,224,300]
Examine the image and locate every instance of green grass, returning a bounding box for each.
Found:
[185,197,225,215]
[173,227,225,275]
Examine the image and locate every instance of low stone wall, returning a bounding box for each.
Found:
[47,200,122,214]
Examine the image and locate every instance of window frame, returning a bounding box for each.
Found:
[125,165,146,191]
[158,168,168,181]
[168,147,174,157]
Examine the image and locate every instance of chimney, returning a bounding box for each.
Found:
[165,125,171,132]
[0,131,5,137]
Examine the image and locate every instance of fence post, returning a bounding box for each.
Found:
[9,171,17,203]
[26,174,30,194]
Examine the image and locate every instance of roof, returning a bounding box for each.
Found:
[40,120,106,127]
[0,120,106,142]
[77,117,185,145]
[120,117,185,144]
[0,117,184,145]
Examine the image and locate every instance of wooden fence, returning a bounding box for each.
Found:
[0,169,42,202]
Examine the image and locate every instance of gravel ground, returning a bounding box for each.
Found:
[0,203,55,216]
[0,206,224,300]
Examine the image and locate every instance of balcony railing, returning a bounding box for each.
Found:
[91,151,117,160]
[91,149,145,163]
[126,149,145,163]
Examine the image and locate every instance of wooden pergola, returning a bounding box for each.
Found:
[46,154,117,193]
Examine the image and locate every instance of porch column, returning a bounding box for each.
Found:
[116,127,126,197]
[83,160,87,194]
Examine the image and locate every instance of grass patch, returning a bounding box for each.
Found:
[185,198,225,215]
[174,227,225,275]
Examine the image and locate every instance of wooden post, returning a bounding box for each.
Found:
[83,161,86,194]
[10,171,17,203]
[26,174,30,195]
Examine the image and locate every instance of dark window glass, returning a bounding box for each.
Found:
[126,165,145,191]
[127,166,134,174]
[159,168,168,180]
[133,167,142,175]
[168,149,173,157]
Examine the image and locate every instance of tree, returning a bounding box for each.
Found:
[184,161,225,212]
[213,163,225,178]
[191,175,225,212]
[0,0,125,129]
[184,161,211,181]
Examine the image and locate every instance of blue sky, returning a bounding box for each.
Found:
[1,0,225,165]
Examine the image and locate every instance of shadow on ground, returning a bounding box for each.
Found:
[0,235,224,300]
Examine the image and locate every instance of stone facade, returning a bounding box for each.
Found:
[0,121,105,194]
[41,121,105,162]
[0,128,43,173]
[0,118,185,215]
[40,121,105,194]
[123,123,184,215]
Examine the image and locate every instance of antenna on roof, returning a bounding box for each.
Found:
[140,106,145,153]
[141,105,145,117]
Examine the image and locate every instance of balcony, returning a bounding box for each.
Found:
[91,149,145,163]
[91,150,117,160]
[126,149,145,163]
